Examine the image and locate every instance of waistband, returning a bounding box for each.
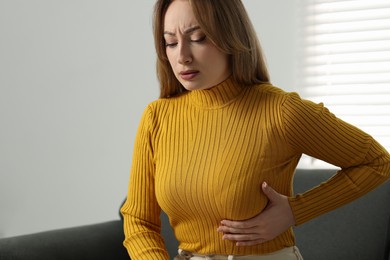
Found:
[175,246,303,259]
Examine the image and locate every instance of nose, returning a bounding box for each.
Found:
[178,42,192,64]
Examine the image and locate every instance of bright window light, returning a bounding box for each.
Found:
[296,0,390,169]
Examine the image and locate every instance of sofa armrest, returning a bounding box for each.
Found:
[0,220,129,260]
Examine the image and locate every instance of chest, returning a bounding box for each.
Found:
[155,105,276,173]
[153,104,291,216]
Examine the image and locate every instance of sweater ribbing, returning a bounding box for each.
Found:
[121,77,390,259]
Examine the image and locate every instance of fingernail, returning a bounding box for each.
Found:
[263,181,267,188]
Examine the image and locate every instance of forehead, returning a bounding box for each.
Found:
[164,0,198,33]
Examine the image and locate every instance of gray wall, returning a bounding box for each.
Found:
[0,0,296,238]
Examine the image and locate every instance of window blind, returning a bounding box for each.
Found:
[295,0,390,168]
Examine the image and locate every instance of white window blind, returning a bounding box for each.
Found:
[295,0,390,168]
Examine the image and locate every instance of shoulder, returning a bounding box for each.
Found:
[250,84,312,106]
[246,84,322,122]
[249,83,288,97]
[146,93,188,113]
[140,94,189,124]
[246,83,294,105]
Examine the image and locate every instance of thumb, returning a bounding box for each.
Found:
[262,182,279,202]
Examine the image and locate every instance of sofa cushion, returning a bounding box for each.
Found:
[293,169,390,260]
[0,220,129,260]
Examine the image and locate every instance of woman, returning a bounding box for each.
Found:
[121,0,390,259]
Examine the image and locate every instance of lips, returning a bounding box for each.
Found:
[179,70,199,80]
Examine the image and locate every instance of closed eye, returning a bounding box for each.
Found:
[165,42,178,48]
[191,35,206,43]
[164,35,206,48]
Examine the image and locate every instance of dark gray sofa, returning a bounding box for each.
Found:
[0,169,389,260]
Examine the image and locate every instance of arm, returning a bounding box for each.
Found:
[120,106,169,260]
[218,92,389,245]
[282,93,390,225]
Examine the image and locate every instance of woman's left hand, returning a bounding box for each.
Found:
[217,182,296,246]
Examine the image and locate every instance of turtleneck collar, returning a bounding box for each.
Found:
[187,76,245,109]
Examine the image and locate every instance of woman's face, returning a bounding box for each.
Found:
[164,0,231,91]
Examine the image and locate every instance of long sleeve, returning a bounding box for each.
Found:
[282,93,390,225]
[120,78,389,256]
[120,106,169,260]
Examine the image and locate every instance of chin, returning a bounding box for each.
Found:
[181,81,214,91]
[183,85,201,91]
[182,83,203,91]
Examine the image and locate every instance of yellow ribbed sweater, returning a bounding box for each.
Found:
[121,77,390,259]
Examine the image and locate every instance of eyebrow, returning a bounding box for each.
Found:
[164,25,201,36]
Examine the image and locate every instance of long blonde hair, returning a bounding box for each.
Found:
[153,0,270,98]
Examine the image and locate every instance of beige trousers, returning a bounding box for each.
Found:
[174,246,304,260]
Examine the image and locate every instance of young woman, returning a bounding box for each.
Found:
[121,0,390,259]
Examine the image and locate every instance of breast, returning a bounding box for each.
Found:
[156,161,276,224]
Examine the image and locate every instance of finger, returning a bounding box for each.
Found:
[220,219,257,229]
[217,225,255,234]
[262,182,279,201]
[222,233,262,242]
